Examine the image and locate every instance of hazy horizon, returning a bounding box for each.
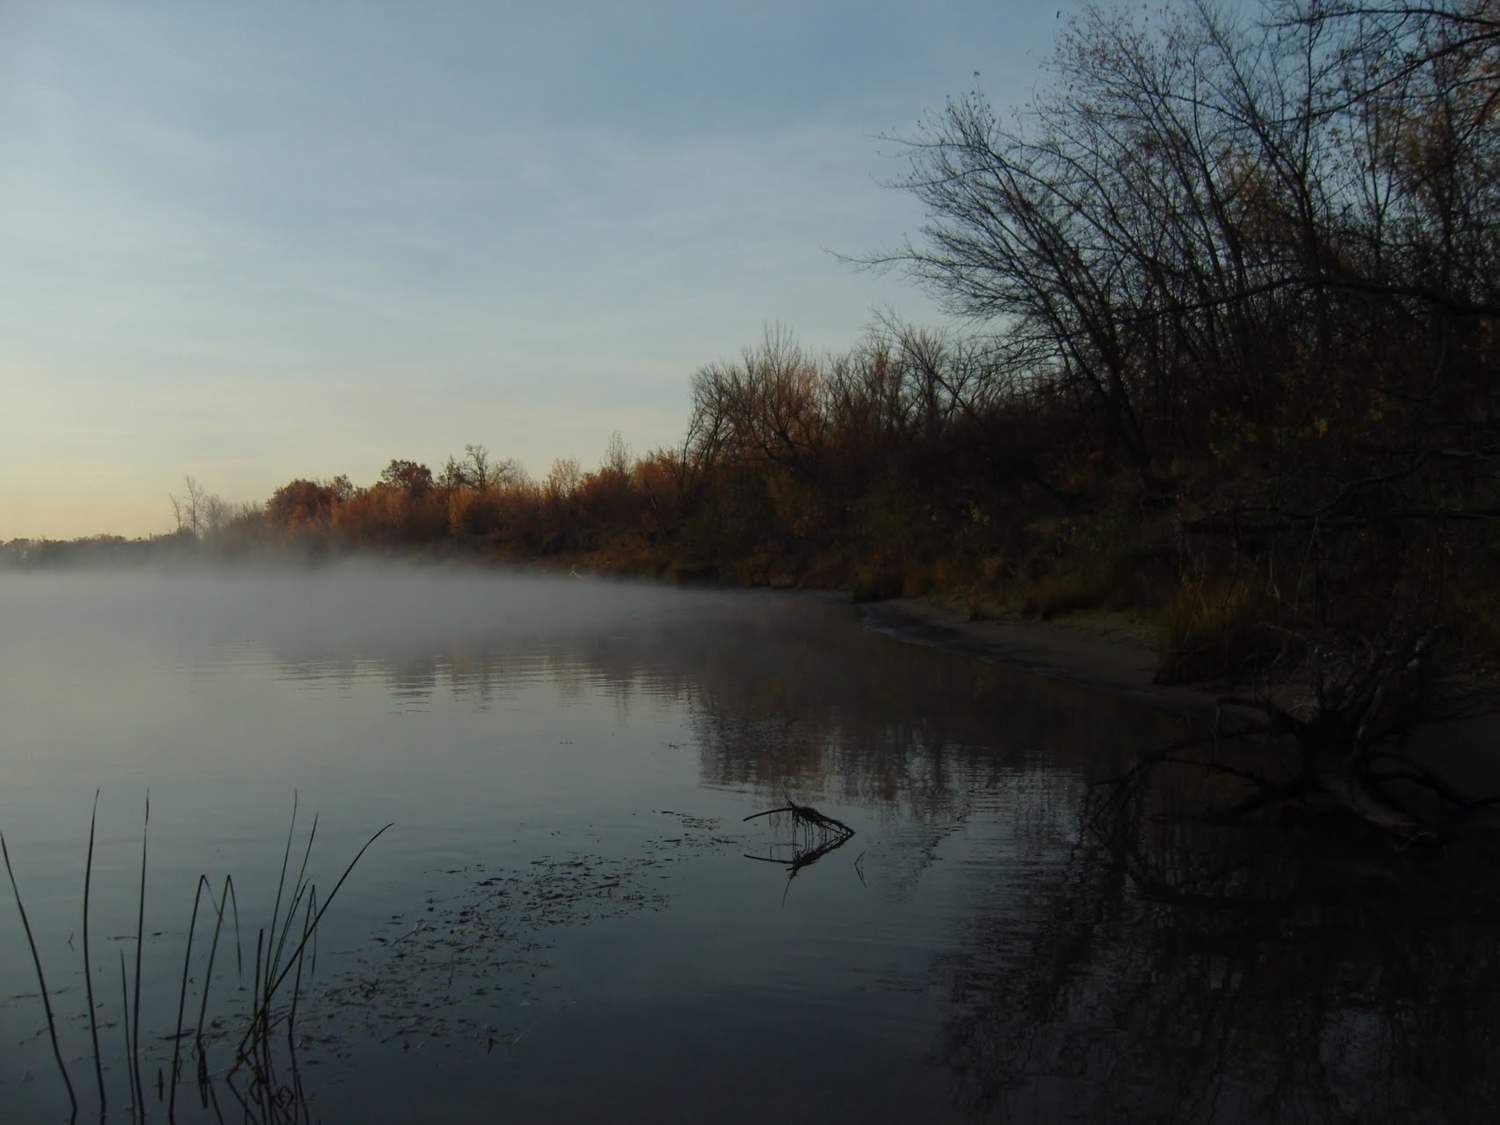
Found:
[1,2,1079,541]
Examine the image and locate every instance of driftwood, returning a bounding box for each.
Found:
[1214,633,1436,832]
[743,797,856,878]
[1099,630,1500,848]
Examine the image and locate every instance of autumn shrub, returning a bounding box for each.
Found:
[1020,568,1120,620]
[447,487,507,539]
[1155,575,1287,685]
[850,564,904,603]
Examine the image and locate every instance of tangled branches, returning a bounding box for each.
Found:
[1097,629,1500,861]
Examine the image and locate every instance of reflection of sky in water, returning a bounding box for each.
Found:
[2,570,1059,1119]
[3,568,1497,1122]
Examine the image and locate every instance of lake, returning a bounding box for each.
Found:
[3,567,1499,1123]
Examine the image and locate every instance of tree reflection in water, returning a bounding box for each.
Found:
[937,750,1500,1123]
[255,583,1500,1120]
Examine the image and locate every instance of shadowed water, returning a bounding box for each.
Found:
[2,567,1498,1123]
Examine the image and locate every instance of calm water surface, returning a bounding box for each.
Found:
[2,568,1498,1123]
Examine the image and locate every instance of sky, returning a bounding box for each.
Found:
[0,0,1079,540]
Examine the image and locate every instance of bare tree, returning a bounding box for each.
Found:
[601,432,632,479]
[448,444,521,492]
[875,0,1500,467]
[169,475,209,537]
[464,444,492,490]
[202,494,232,539]
[687,325,828,475]
[168,475,241,542]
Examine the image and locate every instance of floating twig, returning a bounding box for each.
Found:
[743,794,856,880]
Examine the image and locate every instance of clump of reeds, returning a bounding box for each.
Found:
[1,791,390,1121]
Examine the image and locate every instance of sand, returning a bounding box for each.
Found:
[858,598,1223,720]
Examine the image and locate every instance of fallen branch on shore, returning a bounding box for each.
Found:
[1096,628,1500,851]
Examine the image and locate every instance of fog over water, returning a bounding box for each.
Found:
[3,567,1499,1123]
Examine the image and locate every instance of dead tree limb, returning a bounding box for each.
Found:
[1097,629,1500,844]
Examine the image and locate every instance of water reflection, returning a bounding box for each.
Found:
[9,571,1497,1123]
[935,753,1500,1123]
[261,590,1178,818]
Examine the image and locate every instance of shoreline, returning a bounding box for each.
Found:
[856,598,1225,723]
[856,596,1500,829]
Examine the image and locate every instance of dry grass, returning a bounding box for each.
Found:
[1014,564,1152,621]
[1155,577,1286,685]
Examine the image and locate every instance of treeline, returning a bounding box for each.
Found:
[160,320,1074,597]
[251,0,1500,674]
[871,0,1500,675]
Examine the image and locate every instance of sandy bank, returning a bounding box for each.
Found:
[857,598,1223,721]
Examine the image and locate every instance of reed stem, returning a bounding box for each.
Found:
[1,831,78,1116]
[169,874,214,1119]
[119,949,137,1114]
[131,793,150,1116]
[83,789,106,1114]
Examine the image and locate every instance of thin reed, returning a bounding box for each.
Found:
[1,795,390,1121]
[82,789,105,1113]
[131,794,149,1114]
[1,830,78,1116]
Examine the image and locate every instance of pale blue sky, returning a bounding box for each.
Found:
[1,1,1076,539]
